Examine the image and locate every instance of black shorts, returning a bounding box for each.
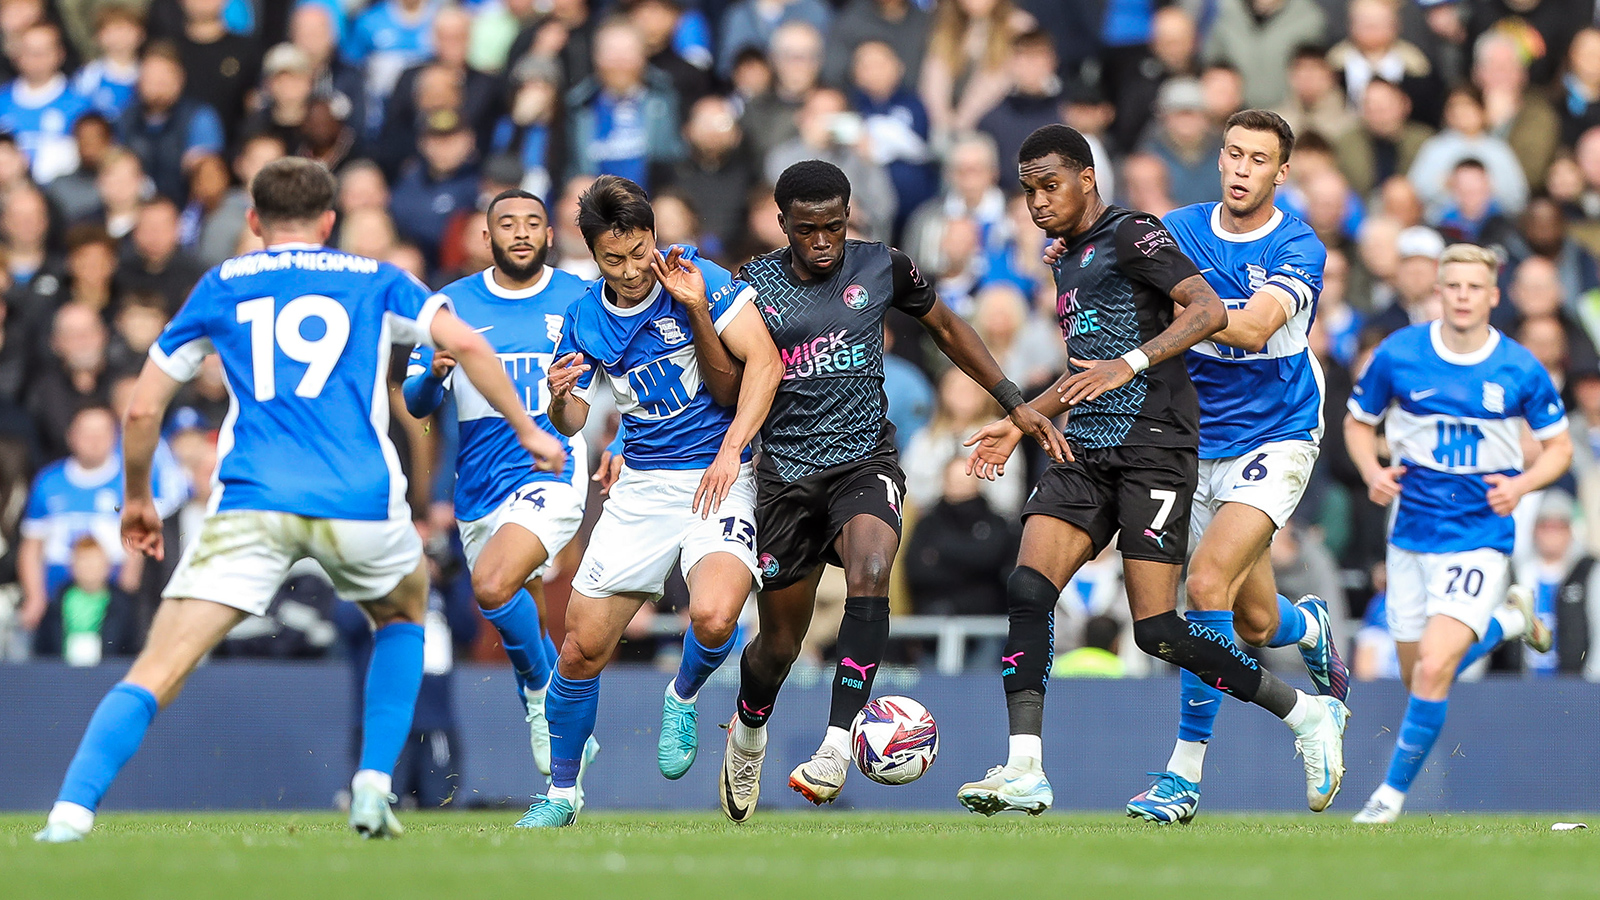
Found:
[755,452,905,591]
[1021,444,1198,565]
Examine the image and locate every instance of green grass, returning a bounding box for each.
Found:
[2,811,1594,900]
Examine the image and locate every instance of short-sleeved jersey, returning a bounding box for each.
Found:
[73,61,137,120]
[1167,203,1328,459]
[152,242,448,521]
[1349,322,1568,554]
[740,240,936,482]
[21,458,125,596]
[0,76,92,183]
[556,244,753,470]
[407,266,591,522]
[1049,206,1203,449]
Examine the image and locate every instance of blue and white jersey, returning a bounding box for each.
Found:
[1168,203,1328,459]
[345,0,438,119]
[556,245,754,470]
[151,242,449,521]
[406,266,591,522]
[73,59,137,120]
[0,75,93,183]
[1349,322,1568,554]
[20,457,125,597]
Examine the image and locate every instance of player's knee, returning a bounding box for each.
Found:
[1006,566,1058,617]
[557,631,609,679]
[1413,651,1457,694]
[1184,564,1232,612]
[1132,612,1183,663]
[689,605,739,647]
[845,550,892,595]
[470,564,520,610]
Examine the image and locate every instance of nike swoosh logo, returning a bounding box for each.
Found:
[473,325,495,334]
[721,772,752,821]
[1409,389,1436,400]
[1198,267,1215,274]
[1187,698,1216,707]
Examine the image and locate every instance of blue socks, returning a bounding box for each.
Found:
[542,634,560,678]
[358,622,426,775]
[1384,695,1449,793]
[1455,618,1505,674]
[672,627,736,701]
[548,673,600,789]
[1177,610,1234,743]
[56,682,159,811]
[481,589,552,694]
[1267,594,1308,648]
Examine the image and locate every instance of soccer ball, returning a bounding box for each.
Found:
[850,695,938,785]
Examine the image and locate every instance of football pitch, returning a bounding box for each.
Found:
[2,811,1595,900]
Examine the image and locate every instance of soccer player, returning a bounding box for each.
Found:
[516,175,782,827]
[1346,243,1569,824]
[955,125,1349,817]
[712,159,1068,821]
[1127,109,1345,824]
[401,189,597,788]
[34,158,564,843]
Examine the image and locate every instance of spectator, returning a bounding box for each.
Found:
[298,94,359,172]
[491,54,567,201]
[62,224,116,315]
[16,405,123,635]
[764,87,897,242]
[1120,151,1176,218]
[1510,195,1600,312]
[1110,5,1197,154]
[668,94,753,256]
[651,188,702,249]
[1408,86,1528,219]
[1203,0,1326,110]
[1367,224,1443,335]
[919,0,1031,142]
[106,291,167,376]
[32,533,137,664]
[727,182,787,267]
[565,19,684,190]
[199,131,280,264]
[1059,82,1118,203]
[1515,491,1600,679]
[550,174,600,278]
[881,323,933,449]
[176,152,235,268]
[1271,523,1345,626]
[823,0,930,91]
[1433,158,1518,247]
[172,0,261,142]
[1052,614,1126,678]
[1199,63,1245,132]
[381,6,500,176]
[970,281,1063,391]
[343,0,441,134]
[73,5,143,122]
[1333,77,1434,197]
[976,29,1061,194]
[506,0,598,97]
[1568,373,1600,548]
[1500,255,1598,378]
[1377,173,1425,227]
[1473,30,1560,194]
[170,353,229,430]
[1558,28,1600,148]
[1274,44,1356,143]
[96,147,148,239]
[1327,0,1444,126]
[0,22,93,183]
[289,2,366,140]
[848,40,935,232]
[1138,78,1222,208]
[905,457,1019,616]
[114,197,204,313]
[904,367,1023,517]
[242,43,316,151]
[627,0,713,115]
[336,158,391,218]
[46,112,114,225]
[1467,0,1589,88]
[3,184,58,295]
[903,132,1005,278]
[120,41,225,206]
[1516,313,1571,393]
[469,0,538,74]
[739,21,822,165]
[1313,245,1362,367]
[717,0,832,79]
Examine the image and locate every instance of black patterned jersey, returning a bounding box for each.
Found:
[1052,206,1202,449]
[740,240,936,482]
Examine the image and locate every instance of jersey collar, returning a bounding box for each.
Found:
[482,265,552,299]
[13,74,66,108]
[1429,320,1500,366]
[65,455,120,488]
[265,242,324,251]
[601,280,662,317]
[1208,203,1283,243]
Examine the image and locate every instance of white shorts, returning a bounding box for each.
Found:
[572,462,761,600]
[164,510,422,616]
[1385,546,1510,642]
[457,481,586,578]
[1191,439,1320,539]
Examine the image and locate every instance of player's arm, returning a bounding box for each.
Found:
[122,360,187,560]
[654,247,745,407]
[402,344,455,418]
[1207,286,1291,352]
[1484,428,1573,515]
[431,309,565,473]
[694,303,781,517]
[16,533,46,630]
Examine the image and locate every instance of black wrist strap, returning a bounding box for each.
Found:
[991,378,1025,413]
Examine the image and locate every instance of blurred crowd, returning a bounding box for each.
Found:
[2,0,1600,683]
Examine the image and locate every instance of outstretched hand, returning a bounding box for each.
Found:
[964,418,1024,481]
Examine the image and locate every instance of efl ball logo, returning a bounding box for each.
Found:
[1080,246,1095,267]
[843,284,870,309]
[759,553,780,579]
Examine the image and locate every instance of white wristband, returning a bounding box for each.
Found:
[1120,348,1150,374]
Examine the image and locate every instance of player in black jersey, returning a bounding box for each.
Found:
[954,125,1350,816]
[703,160,1067,821]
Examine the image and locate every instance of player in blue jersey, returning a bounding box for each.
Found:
[33,159,564,843]
[1346,243,1569,823]
[1124,110,1348,823]
[516,175,783,827]
[402,188,600,794]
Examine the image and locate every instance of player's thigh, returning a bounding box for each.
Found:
[361,558,429,626]
[1385,546,1430,644]
[1112,446,1199,566]
[572,468,695,601]
[310,516,425,612]
[1420,548,1509,642]
[754,471,830,592]
[561,589,651,673]
[1414,613,1481,699]
[163,510,298,619]
[1186,501,1277,611]
[680,462,762,590]
[684,551,755,637]
[825,463,907,579]
[474,481,587,588]
[1018,456,1116,585]
[1015,513,1098,589]
[1205,441,1319,532]
[126,597,250,705]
